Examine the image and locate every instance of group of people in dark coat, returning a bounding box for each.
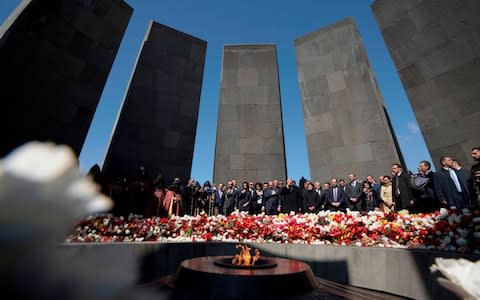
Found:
[390,147,480,213]
[209,147,480,216]
[93,147,480,217]
[208,176,383,215]
[299,176,380,213]
[213,180,302,216]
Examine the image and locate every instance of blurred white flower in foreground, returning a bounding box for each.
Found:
[0,141,112,219]
[430,257,480,300]
[0,142,112,299]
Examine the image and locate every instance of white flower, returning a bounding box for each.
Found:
[430,258,480,299]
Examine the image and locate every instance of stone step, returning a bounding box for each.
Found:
[316,277,409,300]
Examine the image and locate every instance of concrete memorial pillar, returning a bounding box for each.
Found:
[102,21,206,185]
[295,17,402,181]
[0,0,132,156]
[371,0,480,169]
[213,44,287,184]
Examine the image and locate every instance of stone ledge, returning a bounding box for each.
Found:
[59,242,479,299]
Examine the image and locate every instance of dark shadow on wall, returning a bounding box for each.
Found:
[138,242,239,282]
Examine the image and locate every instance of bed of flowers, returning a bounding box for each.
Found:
[66,208,480,253]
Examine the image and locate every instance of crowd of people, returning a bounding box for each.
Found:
[90,147,480,218]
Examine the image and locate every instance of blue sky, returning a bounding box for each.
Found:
[1,0,432,183]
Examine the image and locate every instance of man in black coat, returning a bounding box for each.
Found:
[279,179,301,213]
[391,164,414,211]
[320,182,331,210]
[263,181,280,215]
[411,161,437,213]
[434,156,470,209]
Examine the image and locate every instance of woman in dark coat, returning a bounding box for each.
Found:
[251,182,264,215]
[236,181,252,212]
[303,182,321,213]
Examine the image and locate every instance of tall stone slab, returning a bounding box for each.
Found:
[213,45,287,184]
[295,17,402,181]
[371,0,480,169]
[102,21,206,185]
[0,0,132,157]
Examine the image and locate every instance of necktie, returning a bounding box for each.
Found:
[333,188,337,202]
[395,175,400,195]
[448,168,462,192]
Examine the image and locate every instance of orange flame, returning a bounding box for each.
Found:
[231,244,260,266]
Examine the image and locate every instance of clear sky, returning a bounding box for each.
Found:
[1,0,432,183]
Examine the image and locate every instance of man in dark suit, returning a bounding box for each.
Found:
[346,174,362,211]
[263,181,280,215]
[391,164,414,211]
[224,181,238,215]
[313,182,322,197]
[213,183,226,215]
[434,156,470,209]
[326,178,346,211]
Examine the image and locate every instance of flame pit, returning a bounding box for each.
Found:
[213,243,277,269]
[213,257,277,269]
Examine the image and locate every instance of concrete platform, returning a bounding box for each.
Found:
[58,242,479,299]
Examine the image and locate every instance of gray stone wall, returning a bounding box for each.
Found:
[213,45,287,184]
[102,21,206,185]
[0,0,132,156]
[371,0,480,170]
[295,17,401,181]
